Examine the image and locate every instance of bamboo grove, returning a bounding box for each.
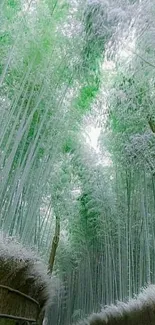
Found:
[1,0,155,324]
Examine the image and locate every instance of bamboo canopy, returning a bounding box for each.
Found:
[78,285,155,325]
[0,233,56,324]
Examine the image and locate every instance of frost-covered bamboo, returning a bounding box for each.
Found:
[2,0,155,324]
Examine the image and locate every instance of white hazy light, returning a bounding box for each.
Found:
[84,125,101,153]
[84,124,112,167]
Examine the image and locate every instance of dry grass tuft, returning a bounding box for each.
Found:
[78,285,155,325]
[0,232,58,322]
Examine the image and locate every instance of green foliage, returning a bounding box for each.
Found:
[75,81,99,112]
[2,0,155,324]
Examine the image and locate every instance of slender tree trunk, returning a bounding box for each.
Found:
[48,214,60,273]
[39,215,60,325]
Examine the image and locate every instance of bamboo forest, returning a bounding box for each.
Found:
[1,0,155,324]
